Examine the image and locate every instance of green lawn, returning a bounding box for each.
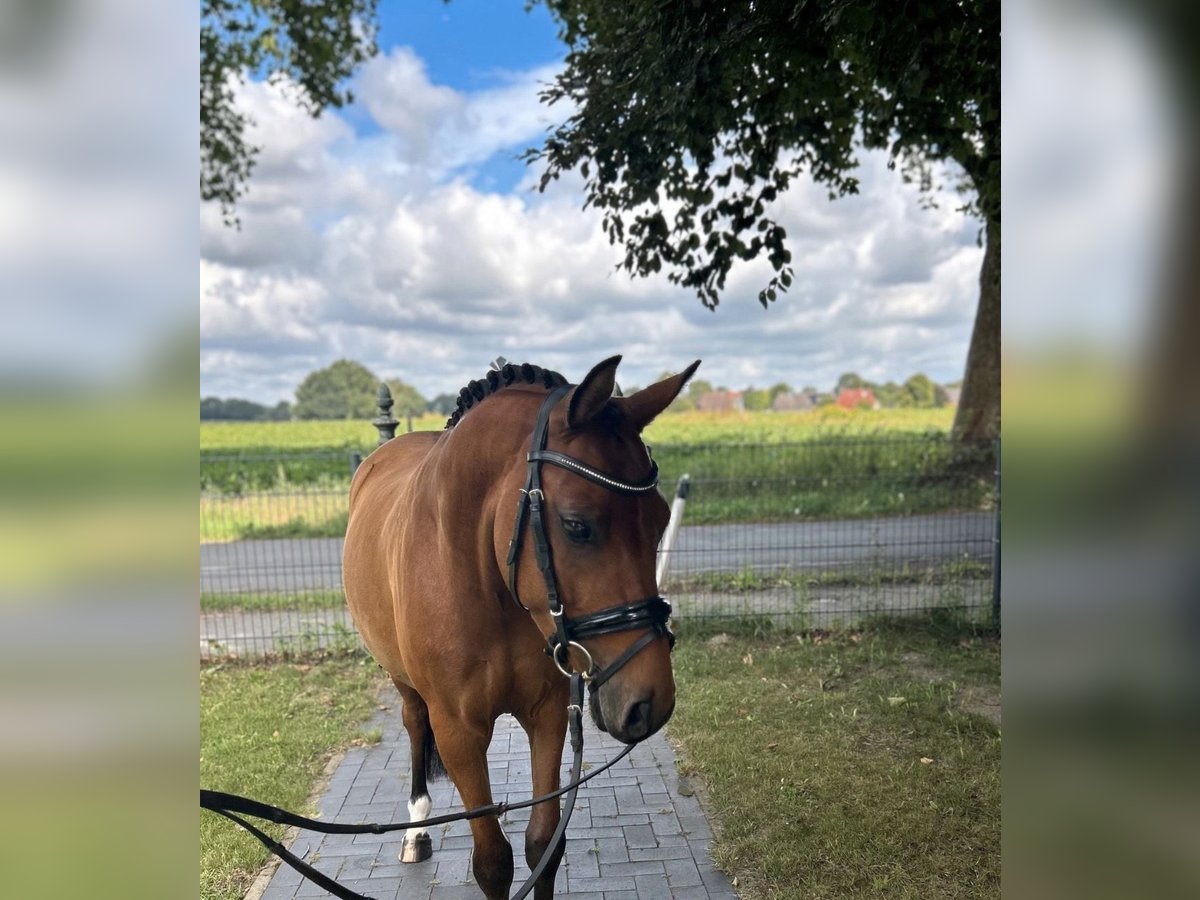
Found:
[669,613,1000,899]
[200,657,387,900]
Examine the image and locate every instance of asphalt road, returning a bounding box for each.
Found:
[200,511,993,595]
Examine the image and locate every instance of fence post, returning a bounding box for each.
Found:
[374,383,399,445]
[656,474,690,587]
[349,451,363,474]
[991,437,1001,633]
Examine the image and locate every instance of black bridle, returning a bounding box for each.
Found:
[504,385,675,691]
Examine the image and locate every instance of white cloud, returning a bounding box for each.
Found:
[357,48,564,175]
[200,49,984,404]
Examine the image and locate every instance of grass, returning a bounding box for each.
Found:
[200,427,994,542]
[199,408,955,452]
[668,612,1000,899]
[200,657,387,900]
[197,608,997,898]
[666,559,993,594]
[200,467,991,542]
[200,415,446,450]
[200,491,347,542]
[200,589,347,612]
[198,559,992,613]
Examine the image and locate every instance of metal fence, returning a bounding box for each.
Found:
[200,437,998,658]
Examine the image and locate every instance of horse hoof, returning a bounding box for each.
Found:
[400,833,432,863]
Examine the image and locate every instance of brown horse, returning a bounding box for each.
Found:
[342,355,699,899]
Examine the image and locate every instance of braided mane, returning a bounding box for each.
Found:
[445,362,569,429]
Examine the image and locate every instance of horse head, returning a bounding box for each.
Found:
[500,356,700,744]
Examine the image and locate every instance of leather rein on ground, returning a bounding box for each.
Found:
[201,674,632,900]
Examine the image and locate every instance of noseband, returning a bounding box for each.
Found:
[505,384,675,691]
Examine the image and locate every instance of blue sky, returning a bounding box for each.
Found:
[374,1,562,89]
[201,2,993,405]
[341,1,563,193]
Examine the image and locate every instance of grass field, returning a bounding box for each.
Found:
[200,409,989,542]
[201,407,956,452]
[200,657,386,900]
[669,613,1000,899]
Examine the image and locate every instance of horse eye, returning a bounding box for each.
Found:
[560,518,593,543]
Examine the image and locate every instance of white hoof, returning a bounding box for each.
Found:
[400,833,432,863]
[400,793,433,863]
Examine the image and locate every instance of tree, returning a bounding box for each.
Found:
[427,393,459,416]
[768,382,792,402]
[200,396,224,420]
[532,0,999,440]
[903,373,939,408]
[742,388,771,411]
[200,396,274,419]
[835,372,867,393]
[874,381,907,408]
[385,378,428,418]
[294,359,380,419]
[201,0,380,223]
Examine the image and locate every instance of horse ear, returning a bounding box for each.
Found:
[567,355,623,429]
[617,360,701,431]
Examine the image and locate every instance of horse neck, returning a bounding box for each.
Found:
[441,388,545,475]
[432,389,548,575]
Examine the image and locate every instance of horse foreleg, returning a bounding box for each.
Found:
[428,708,514,900]
[518,689,569,900]
[392,679,438,863]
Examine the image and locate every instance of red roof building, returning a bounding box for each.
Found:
[836,388,879,410]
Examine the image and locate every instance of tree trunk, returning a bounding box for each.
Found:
[952,218,1001,443]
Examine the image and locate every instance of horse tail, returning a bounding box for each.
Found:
[423,723,446,782]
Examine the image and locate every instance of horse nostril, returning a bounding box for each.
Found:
[623,699,652,741]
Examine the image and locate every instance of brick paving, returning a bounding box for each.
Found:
[255,703,738,900]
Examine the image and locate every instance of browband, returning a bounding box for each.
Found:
[527,450,659,495]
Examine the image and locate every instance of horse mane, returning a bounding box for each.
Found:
[444,362,569,429]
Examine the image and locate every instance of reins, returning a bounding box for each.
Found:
[202,675,633,900]
[202,382,675,899]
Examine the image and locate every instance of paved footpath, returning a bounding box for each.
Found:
[255,703,739,900]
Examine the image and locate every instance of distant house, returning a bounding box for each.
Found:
[772,391,815,412]
[836,388,879,410]
[942,386,962,407]
[697,390,745,413]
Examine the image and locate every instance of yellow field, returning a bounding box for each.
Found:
[200,414,444,450]
[201,407,953,451]
[643,407,953,443]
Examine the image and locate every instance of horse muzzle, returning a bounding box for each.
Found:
[591,679,675,744]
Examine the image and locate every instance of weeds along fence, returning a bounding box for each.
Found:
[200,437,998,658]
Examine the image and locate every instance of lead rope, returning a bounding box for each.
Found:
[201,677,621,900]
[511,673,585,899]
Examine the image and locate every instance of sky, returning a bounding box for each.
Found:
[200,0,990,405]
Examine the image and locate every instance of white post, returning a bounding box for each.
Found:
[656,474,690,587]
